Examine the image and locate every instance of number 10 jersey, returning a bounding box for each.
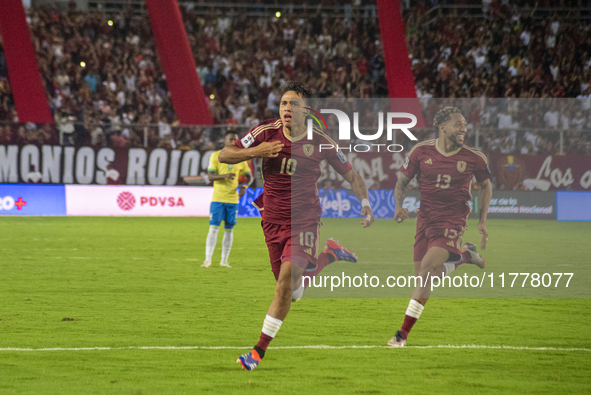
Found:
[235,118,352,226]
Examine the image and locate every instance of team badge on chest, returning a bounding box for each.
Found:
[303,144,314,157]
[457,161,467,173]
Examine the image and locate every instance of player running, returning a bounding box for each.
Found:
[218,81,374,370]
[388,106,492,347]
[202,131,252,268]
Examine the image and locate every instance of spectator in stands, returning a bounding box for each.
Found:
[0,1,588,157]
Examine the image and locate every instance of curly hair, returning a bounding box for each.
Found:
[433,106,462,128]
[279,81,313,99]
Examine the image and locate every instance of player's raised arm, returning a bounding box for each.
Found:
[219,142,283,164]
[342,169,374,228]
[477,178,492,250]
[394,174,411,223]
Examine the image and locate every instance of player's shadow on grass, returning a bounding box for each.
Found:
[197,366,290,372]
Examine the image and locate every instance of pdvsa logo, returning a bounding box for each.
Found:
[0,196,26,211]
[116,191,185,211]
[117,192,136,211]
[140,197,185,207]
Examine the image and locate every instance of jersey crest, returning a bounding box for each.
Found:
[457,161,467,173]
[303,144,314,157]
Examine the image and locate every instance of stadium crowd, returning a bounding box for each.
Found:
[0,0,589,155]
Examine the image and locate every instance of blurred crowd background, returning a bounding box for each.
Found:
[0,0,590,156]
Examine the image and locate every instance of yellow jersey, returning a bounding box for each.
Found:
[208,150,251,204]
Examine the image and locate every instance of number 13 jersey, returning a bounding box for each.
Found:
[401,139,492,225]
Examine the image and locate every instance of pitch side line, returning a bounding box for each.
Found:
[0,345,589,352]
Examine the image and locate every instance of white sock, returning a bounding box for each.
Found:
[405,299,424,319]
[205,226,219,261]
[221,229,233,262]
[291,283,305,302]
[443,262,457,276]
[262,314,283,338]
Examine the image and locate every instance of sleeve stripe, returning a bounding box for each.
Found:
[313,129,339,147]
[252,124,277,137]
[252,120,282,137]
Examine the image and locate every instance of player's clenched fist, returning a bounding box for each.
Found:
[394,207,409,223]
[255,141,284,158]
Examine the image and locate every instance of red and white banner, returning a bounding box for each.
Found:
[65,185,213,216]
[3,144,591,190]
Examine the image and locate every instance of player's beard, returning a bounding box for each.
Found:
[449,133,464,149]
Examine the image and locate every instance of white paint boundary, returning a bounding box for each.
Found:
[0,345,589,352]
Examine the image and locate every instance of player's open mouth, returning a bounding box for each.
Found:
[284,115,291,122]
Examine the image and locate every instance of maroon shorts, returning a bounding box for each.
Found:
[262,220,320,281]
[413,216,467,262]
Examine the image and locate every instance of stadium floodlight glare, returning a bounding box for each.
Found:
[80,61,86,67]
[210,94,215,100]
[275,11,281,18]
[108,20,113,26]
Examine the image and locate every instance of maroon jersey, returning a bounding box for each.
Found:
[401,139,491,226]
[235,118,352,225]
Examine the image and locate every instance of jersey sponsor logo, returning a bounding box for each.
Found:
[303,144,314,157]
[424,158,433,165]
[241,133,254,148]
[304,248,312,256]
[403,158,409,169]
[337,150,347,163]
[447,240,455,247]
[457,161,467,173]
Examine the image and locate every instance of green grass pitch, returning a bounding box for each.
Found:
[1,216,590,394]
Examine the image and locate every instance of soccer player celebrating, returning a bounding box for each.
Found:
[202,131,253,268]
[219,81,374,370]
[387,106,492,347]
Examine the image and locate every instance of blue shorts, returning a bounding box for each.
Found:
[209,202,238,229]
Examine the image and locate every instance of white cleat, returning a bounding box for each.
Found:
[387,331,407,347]
[220,261,232,268]
[201,260,212,268]
[462,242,485,269]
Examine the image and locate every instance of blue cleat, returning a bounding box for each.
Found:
[322,238,358,263]
[237,349,261,371]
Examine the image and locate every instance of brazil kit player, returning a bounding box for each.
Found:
[388,106,492,347]
[202,131,252,268]
[219,81,375,370]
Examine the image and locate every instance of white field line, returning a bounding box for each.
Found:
[0,345,589,352]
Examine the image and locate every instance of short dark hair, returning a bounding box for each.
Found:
[225,130,239,137]
[279,81,313,99]
[433,106,462,128]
